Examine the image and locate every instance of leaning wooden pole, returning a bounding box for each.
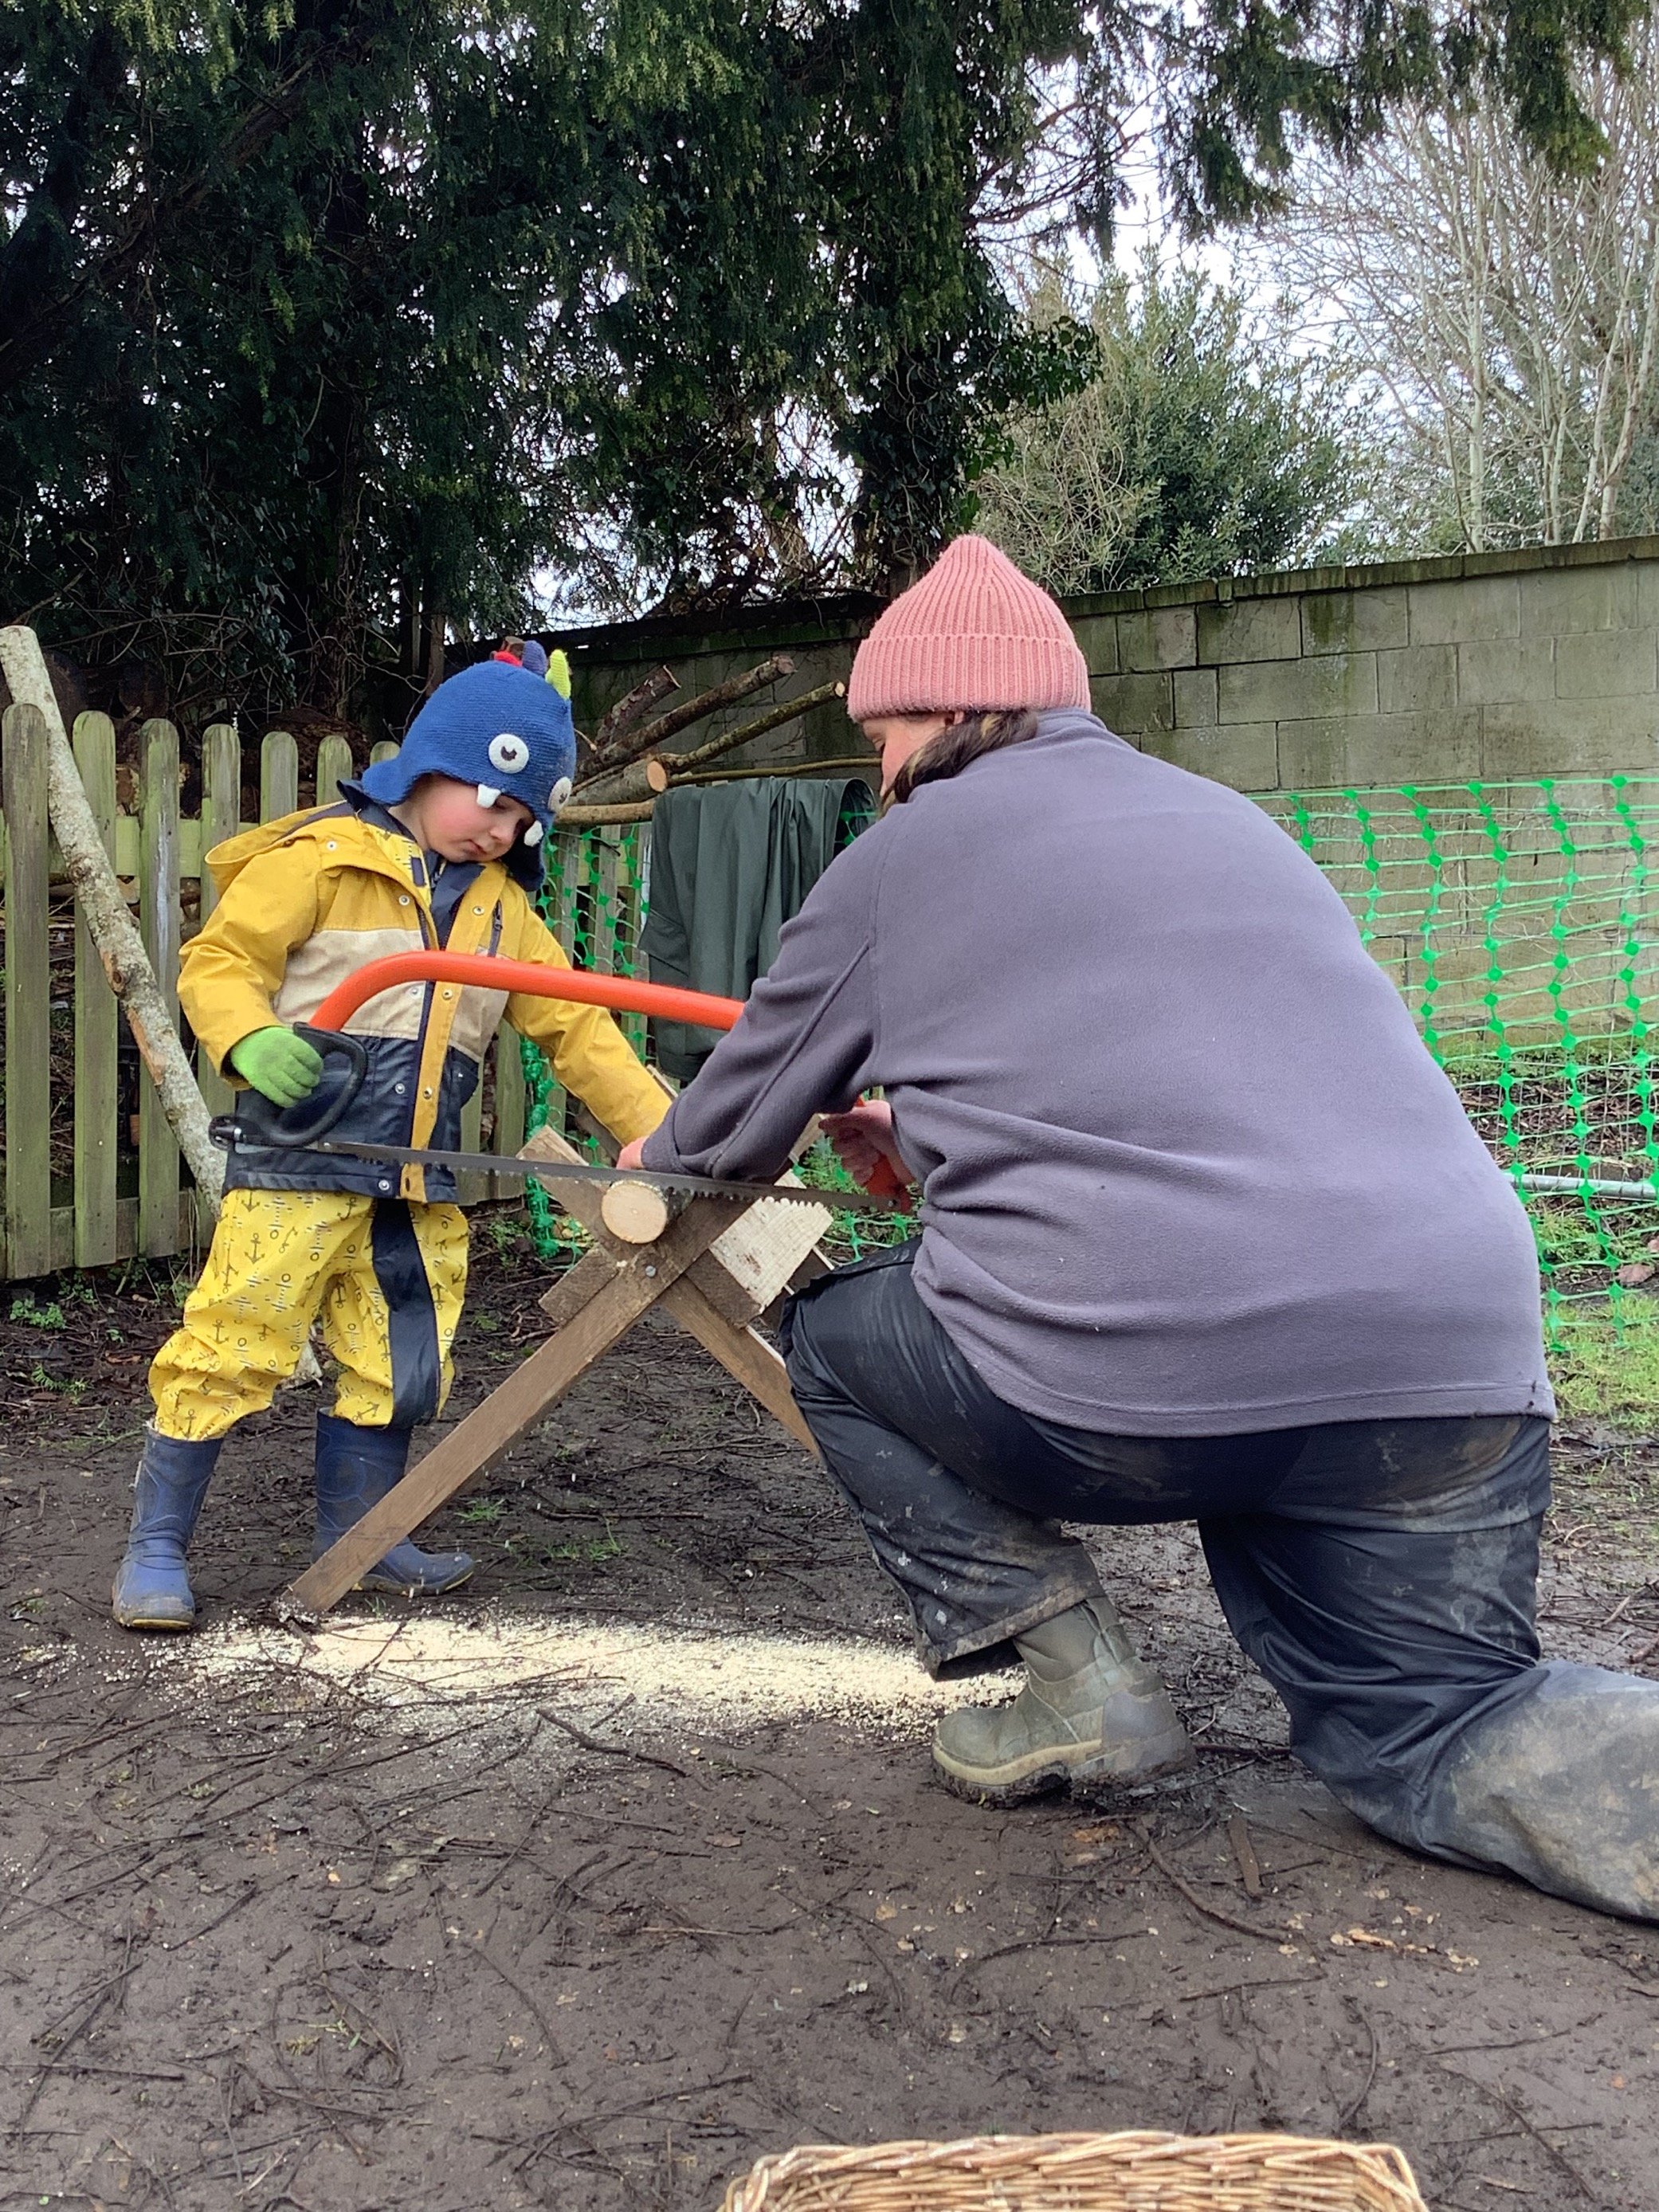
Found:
[0,626,224,1210]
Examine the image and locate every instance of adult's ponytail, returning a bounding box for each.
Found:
[886,709,1041,806]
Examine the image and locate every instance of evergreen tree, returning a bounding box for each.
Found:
[0,0,1641,717]
[973,259,1378,594]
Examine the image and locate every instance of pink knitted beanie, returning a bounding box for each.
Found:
[846,535,1091,721]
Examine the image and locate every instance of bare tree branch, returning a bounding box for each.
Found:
[590,665,679,757]
[1261,30,1659,550]
[578,653,796,781]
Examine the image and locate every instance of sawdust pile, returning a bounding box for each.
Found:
[184,1611,1014,1736]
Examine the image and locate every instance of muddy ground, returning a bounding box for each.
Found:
[3,1230,1659,2212]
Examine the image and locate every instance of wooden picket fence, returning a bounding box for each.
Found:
[0,709,646,1283]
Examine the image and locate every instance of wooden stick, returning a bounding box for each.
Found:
[580,653,795,778]
[1144,1837,1285,1943]
[591,665,678,753]
[673,751,872,786]
[563,756,670,810]
[1226,1810,1265,1899]
[0,626,224,1208]
[569,679,849,815]
[663,678,846,781]
[279,1195,739,1617]
[556,798,657,829]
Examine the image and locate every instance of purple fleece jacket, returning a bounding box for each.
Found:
[641,710,1554,1435]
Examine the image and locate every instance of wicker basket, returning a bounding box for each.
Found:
[720,2132,1427,2212]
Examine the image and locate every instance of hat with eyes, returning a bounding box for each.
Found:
[360,646,577,884]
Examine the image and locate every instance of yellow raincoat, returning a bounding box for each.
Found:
[151,802,667,1439]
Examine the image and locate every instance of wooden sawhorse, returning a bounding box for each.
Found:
[279,1126,833,1618]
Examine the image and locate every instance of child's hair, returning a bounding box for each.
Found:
[886,709,1041,805]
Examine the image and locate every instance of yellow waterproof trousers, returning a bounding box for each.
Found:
[150,1188,469,1441]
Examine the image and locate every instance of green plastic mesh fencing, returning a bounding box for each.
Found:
[515,809,903,1269]
[1264,776,1659,1340]
[515,779,1659,1330]
[519,826,650,1264]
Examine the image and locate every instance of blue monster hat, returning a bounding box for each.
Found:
[360,649,576,886]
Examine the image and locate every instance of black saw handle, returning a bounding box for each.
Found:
[208,1026,369,1152]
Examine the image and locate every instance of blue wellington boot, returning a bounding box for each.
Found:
[112,1432,222,1631]
[313,1414,474,1595]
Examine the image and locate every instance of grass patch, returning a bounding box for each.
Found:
[794,1136,917,1264]
[1549,1303,1659,1430]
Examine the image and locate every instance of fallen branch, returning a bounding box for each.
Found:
[1144,1834,1288,1943]
[557,798,657,828]
[591,665,677,755]
[0,627,222,1209]
[567,679,850,814]
[579,652,795,779]
[663,676,845,780]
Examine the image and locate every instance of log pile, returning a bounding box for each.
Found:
[562,653,848,826]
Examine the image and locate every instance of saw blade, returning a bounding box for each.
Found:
[303,1137,902,1214]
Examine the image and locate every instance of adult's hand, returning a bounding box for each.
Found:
[820,1100,914,1190]
[617,1136,647,1172]
[229,1025,324,1108]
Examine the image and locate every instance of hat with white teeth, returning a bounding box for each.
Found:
[359,645,578,885]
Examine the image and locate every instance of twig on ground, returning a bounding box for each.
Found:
[1226,1810,1265,1898]
[464,1940,565,2065]
[537,1708,691,1778]
[1333,1998,1379,2131]
[166,1880,261,1949]
[971,1928,1154,1970]
[1434,2062,1598,2197]
[1175,1972,1324,2002]
[12,1922,143,2139]
[508,2071,754,2175]
[1144,1835,1289,1944]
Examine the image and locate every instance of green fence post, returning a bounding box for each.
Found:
[139,718,182,1258]
[72,712,120,1269]
[2,703,53,1279]
[197,723,241,1124]
[261,730,299,823]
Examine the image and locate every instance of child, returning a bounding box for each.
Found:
[113,648,668,1630]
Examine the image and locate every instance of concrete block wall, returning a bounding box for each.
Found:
[552,541,1659,1041]
[559,537,1659,793]
[1074,542,1659,793]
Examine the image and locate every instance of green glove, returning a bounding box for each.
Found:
[229,1025,324,1108]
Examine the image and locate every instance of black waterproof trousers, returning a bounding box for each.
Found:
[781,1245,1659,1923]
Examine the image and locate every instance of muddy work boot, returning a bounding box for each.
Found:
[112,1431,222,1631]
[313,1414,474,1595]
[932,1595,1193,1804]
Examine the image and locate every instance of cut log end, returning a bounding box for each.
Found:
[600,1179,679,1244]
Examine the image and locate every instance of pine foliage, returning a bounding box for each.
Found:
[0,0,1642,716]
